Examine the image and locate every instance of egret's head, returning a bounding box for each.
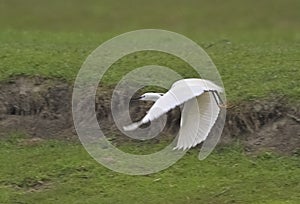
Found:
[133,93,164,102]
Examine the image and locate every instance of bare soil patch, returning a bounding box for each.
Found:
[0,77,299,154]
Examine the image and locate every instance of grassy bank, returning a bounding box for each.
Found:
[1,0,300,103]
[1,30,300,103]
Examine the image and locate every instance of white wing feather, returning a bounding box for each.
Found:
[174,92,220,150]
[175,97,200,150]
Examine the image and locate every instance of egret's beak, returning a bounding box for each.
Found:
[131,96,142,101]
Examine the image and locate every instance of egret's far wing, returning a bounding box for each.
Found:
[174,92,220,150]
[123,84,205,131]
[195,92,220,145]
[174,97,200,150]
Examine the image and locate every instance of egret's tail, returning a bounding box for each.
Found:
[123,121,143,131]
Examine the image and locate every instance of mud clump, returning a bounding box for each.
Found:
[0,77,72,139]
[223,99,300,154]
[0,76,299,154]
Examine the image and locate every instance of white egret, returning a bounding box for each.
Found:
[123,78,225,150]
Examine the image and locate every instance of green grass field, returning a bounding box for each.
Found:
[1,0,300,203]
[0,135,299,204]
[1,30,300,103]
[1,0,300,102]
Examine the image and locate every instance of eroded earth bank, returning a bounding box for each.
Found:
[0,77,299,155]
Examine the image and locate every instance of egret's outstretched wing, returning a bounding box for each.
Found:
[123,79,222,131]
[175,92,220,150]
[123,84,204,131]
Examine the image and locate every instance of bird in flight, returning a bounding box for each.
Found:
[123,78,225,150]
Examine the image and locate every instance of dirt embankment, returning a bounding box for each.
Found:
[0,77,299,154]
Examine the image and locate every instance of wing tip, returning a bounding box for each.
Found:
[123,122,141,131]
[173,145,191,151]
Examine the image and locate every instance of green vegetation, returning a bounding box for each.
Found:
[1,0,300,35]
[1,30,299,103]
[0,135,299,204]
[1,0,300,103]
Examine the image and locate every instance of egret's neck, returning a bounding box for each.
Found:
[144,93,162,102]
[147,95,161,102]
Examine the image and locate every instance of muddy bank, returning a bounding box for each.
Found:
[0,76,299,154]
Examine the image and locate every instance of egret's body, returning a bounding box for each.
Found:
[124,78,224,150]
